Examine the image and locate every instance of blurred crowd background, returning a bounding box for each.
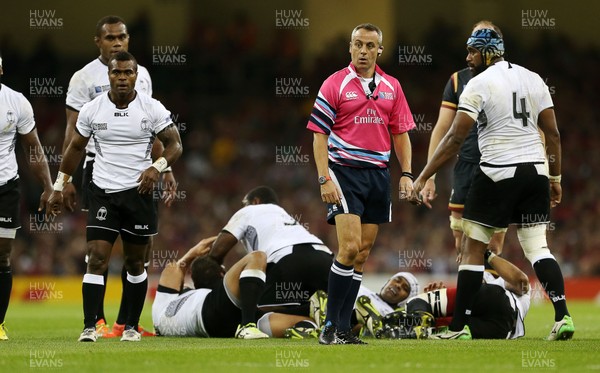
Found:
[2,0,599,278]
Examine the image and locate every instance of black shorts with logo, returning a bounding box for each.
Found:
[86,182,157,244]
[327,162,391,225]
[469,284,517,339]
[463,163,550,228]
[0,177,20,229]
[448,158,478,212]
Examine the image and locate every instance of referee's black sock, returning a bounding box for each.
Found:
[239,270,266,325]
[0,266,13,324]
[338,270,362,331]
[533,258,570,321]
[95,268,109,323]
[82,274,105,329]
[125,271,148,331]
[449,265,483,331]
[325,260,353,327]
[115,266,129,325]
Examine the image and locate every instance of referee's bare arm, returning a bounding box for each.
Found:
[313,132,341,204]
[137,124,182,194]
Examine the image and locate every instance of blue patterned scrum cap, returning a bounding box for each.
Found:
[466,28,504,66]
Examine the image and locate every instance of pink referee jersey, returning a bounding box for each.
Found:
[307,63,415,168]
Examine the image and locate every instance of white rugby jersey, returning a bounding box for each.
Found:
[223,204,330,263]
[66,58,153,157]
[0,84,36,182]
[76,91,172,193]
[458,61,553,166]
[357,285,396,317]
[152,288,211,337]
[483,271,530,339]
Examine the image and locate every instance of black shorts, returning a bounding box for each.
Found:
[259,244,333,308]
[463,163,550,228]
[81,158,94,211]
[202,281,242,337]
[469,284,517,339]
[0,177,20,229]
[327,163,391,225]
[86,182,157,244]
[448,159,478,212]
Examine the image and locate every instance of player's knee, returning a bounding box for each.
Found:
[517,224,554,264]
[354,249,370,268]
[249,251,267,263]
[86,254,109,274]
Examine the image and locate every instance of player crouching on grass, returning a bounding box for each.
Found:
[152,237,316,339]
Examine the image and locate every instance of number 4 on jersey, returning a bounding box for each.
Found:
[512,92,530,126]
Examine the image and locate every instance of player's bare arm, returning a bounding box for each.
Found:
[486,252,530,296]
[21,128,53,212]
[61,108,80,211]
[47,130,90,217]
[413,111,475,197]
[313,132,341,204]
[209,231,239,265]
[151,140,177,207]
[537,108,562,207]
[159,236,217,291]
[420,107,456,207]
[137,124,182,194]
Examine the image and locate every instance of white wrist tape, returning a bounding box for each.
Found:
[151,157,168,173]
[548,174,561,183]
[53,171,72,192]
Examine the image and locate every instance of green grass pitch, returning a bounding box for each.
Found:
[1,301,599,372]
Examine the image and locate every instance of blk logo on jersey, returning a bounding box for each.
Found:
[114,112,129,117]
[135,224,149,230]
[96,207,107,221]
[0,217,13,223]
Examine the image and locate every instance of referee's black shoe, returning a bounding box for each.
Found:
[318,321,338,345]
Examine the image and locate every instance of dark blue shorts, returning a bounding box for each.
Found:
[326,163,391,225]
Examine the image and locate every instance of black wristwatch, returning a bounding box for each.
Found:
[484,249,493,262]
[318,175,331,185]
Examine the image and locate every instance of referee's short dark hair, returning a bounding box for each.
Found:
[96,15,127,37]
[245,186,279,205]
[190,256,223,290]
[108,51,138,71]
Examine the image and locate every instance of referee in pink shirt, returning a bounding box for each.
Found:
[307,23,417,344]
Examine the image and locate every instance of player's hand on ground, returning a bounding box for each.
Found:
[46,191,64,218]
[550,182,562,208]
[137,167,161,194]
[161,171,177,207]
[62,182,77,212]
[423,281,446,292]
[419,178,437,209]
[320,181,341,205]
